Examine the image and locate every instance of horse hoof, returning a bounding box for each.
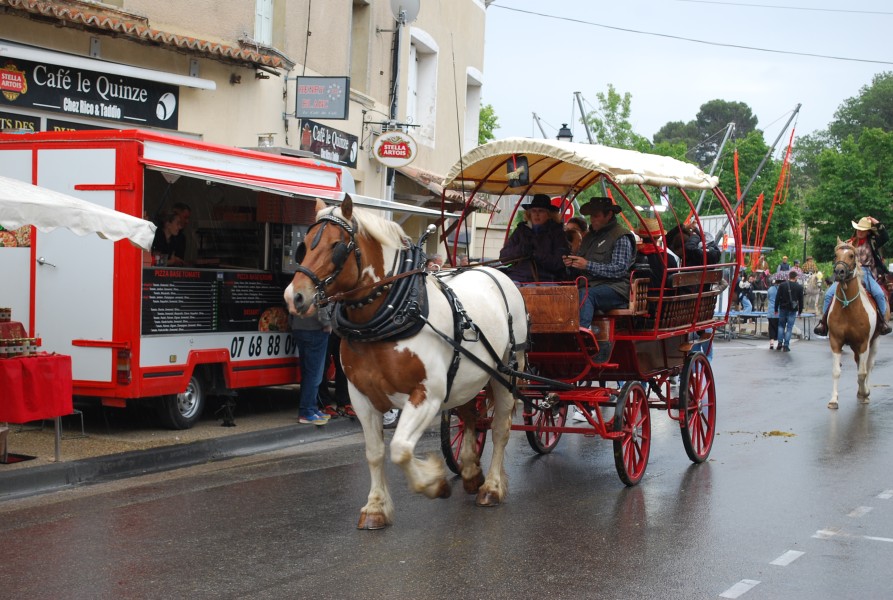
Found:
[357,512,389,530]
[858,397,870,405]
[827,401,839,410]
[475,489,502,507]
[463,472,485,494]
[435,479,452,499]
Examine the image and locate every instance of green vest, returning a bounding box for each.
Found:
[576,219,633,298]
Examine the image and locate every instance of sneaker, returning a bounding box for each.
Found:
[314,410,331,421]
[769,342,774,350]
[783,346,791,352]
[571,408,591,422]
[776,345,783,351]
[299,412,328,425]
[382,409,399,429]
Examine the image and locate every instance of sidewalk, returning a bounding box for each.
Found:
[0,385,362,502]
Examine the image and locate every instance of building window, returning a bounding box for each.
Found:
[255,0,273,46]
[407,28,438,145]
[350,0,371,94]
[464,67,483,152]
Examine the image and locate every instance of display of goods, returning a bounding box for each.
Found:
[0,231,16,247]
[14,225,31,247]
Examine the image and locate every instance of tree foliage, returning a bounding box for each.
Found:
[654,99,758,167]
[804,128,893,260]
[827,72,893,144]
[581,84,649,150]
[478,103,499,145]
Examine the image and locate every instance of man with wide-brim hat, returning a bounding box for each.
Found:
[498,193,569,283]
[563,196,635,328]
[814,215,890,336]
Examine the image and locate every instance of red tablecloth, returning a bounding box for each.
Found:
[0,321,26,339]
[0,354,73,423]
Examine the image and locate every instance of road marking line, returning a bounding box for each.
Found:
[720,579,760,598]
[848,506,874,518]
[770,550,805,566]
[878,490,893,500]
[814,528,893,543]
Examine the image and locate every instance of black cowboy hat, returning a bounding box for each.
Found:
[579,196,621,216]
[521,194,559,212]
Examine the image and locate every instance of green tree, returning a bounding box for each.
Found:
[804,128,893,260]
[828,72,893,144]
[581,84,649,150]
[654,99,758,168]
[478,103,499,145]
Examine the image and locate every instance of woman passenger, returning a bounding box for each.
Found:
[499,194,570,283]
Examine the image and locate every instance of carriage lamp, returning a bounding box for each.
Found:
[556,124,573,142]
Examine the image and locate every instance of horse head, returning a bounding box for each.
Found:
[284,196,365,316]
[833,239,858,283]
[284,195,409,317]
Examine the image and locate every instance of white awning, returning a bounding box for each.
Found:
[0,174,156,251]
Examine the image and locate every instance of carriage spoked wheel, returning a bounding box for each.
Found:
[440,396,491,475]
[523,393,568,454]
[679,351,717,463]
[613,381,652,486]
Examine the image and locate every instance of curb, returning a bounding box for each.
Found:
[0,418,361,503]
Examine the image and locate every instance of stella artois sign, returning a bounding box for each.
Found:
[372,130,417,168]
[1,63,28,101]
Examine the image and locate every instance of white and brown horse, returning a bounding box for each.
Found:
[827,240,880,409]
[284,197,528,529]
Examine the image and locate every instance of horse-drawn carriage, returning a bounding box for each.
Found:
[285,137,741,529]
[437,138,741,485]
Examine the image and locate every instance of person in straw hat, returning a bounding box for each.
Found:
[814,215,890,336]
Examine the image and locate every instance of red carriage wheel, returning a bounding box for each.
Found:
[613,381,651,486]
[440,397,490,475]
[679,352,717,463]
[524,394,568,454]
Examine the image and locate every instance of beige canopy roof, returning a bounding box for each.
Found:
[443,137,718,195]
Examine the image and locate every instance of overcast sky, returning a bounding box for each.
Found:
[482,0,892,147]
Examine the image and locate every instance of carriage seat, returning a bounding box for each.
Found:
[605,278,650,316]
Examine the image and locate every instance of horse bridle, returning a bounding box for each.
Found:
[293,213,362,306]
[833,244,857,283]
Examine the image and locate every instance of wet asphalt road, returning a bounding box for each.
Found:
[2,336,893,600]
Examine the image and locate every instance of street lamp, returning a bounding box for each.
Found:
[556,123,573,142]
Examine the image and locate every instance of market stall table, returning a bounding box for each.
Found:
[0,353,73,462]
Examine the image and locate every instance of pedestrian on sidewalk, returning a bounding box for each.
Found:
[776,270,804,352]
[290,307,333,425]
[767,273,783,350]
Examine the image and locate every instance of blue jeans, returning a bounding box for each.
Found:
[293,329,330,416]
[777,309,797,348]
[692,328,714,362]
[823,274,887,314]
[739,295,753,312]
[579,285,628,328]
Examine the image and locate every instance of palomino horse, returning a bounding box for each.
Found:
[827,240,880,409]
[284,197,528,529]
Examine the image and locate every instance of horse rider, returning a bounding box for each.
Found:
[814,215,891,336]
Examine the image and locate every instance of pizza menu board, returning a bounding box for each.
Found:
[219,272,289,331]
[142,269,288,334]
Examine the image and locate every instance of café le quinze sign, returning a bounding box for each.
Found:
[372,130,418,168]
[0,57,179,130]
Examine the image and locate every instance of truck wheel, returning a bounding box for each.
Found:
[158,374,205,430]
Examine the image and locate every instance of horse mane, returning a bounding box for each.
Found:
[318,203,409,249]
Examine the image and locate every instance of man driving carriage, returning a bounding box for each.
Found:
[499,194,570,283]
[562,196,636,328]
[814,215,891,336]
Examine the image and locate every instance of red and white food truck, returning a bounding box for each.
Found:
[0,129,366,428]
